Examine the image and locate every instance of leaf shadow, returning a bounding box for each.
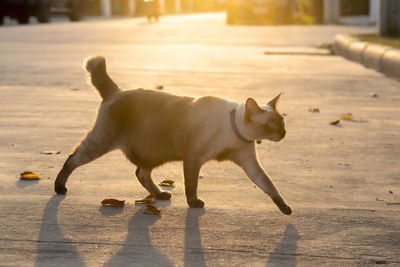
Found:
[99,206,125,216]
[330,124,343,128]
[16,179,39,188]
[346,119,369,123]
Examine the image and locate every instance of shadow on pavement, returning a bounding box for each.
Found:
[184,208,206,267]
[266,224,299,267]
[35,195,85,267]
[99,206,124,216]
[105,207,173,267]
[15,179,39,188]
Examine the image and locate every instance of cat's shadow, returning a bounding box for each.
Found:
[105,207,173,267]
[106,206,206,266]
[266,224,299,267]
[35,195,85,267]
[184,208,206,267]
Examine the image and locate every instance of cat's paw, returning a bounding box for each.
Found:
[188,199,204,208]
[273,197,292,215]
[54,184,68,194]
[155,191,171,200]
[280,204,292,215]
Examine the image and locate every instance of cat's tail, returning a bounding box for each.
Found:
[84,56,120,100]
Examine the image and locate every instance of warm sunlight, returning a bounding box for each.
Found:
[1,0,399,266]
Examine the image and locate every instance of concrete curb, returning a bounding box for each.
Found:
[333,34,400,79]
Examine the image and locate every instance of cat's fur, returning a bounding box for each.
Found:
[54,56,292,215]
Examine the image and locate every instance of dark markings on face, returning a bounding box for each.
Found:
[247,108,286,141]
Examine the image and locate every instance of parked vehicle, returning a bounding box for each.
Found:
[0,0,82,25]
[226,0,292,25]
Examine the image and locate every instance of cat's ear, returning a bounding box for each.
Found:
[246,98,263,113]
[245,98,263,121]
[267,93,282,109]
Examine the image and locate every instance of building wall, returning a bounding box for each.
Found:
[324,0,377,24]
[378,0,400,35]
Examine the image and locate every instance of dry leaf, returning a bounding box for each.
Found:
[135,193,156,204]
[370,92,378,98]
[330,120,340,125]
[143,204,161,215]
[159,179,175,186]
[101,199,125,207]
[20,171,41,180]
[40,151,60,155]
[341,114,353,120]
[308,108,320,113]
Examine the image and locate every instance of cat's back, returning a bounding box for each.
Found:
[187,95,237,126]
[113,88,192,107]
[107,88,193,123]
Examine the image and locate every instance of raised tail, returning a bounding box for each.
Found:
[84,56,120,100]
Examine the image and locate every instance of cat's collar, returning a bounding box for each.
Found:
[230,108,253,144]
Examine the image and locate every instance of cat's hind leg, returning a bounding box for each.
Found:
[135,167,171,200]
[54,129,112,194]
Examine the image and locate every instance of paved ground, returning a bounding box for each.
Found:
[1,12,399,266]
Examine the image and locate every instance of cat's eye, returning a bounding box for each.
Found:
[268,122,276,128]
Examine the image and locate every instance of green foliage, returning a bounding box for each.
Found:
[353,34,400,49]
[293,0,323,24]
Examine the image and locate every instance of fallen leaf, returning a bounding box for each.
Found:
[40,151,60,155]
[143,204,161,215]
[370,92,378,98]
[101,199,125,207]
[330,120,340,125]
[135,193,156,204]
[341,114,353,120]
[308,108,320,113]
[386,202,400,205]
[20,171,41,180]
[371,260,387,264]
[159,179,175,186]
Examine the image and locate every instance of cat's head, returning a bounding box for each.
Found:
[244,94,286,142]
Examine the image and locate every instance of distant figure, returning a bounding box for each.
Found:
[144,0,160,23]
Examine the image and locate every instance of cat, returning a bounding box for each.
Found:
[54,56,292,215]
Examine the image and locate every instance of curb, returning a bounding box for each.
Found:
[333,34,400,79]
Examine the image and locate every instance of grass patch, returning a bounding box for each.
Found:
[352,34,400,49]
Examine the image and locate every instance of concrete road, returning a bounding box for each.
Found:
[1,13,399,266]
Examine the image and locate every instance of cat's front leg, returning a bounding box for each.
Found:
[233,148,292,215]
[183,160,204,208]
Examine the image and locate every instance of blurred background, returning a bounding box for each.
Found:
[1,0,399,35]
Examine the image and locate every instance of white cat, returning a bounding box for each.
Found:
[54,56,292,215]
